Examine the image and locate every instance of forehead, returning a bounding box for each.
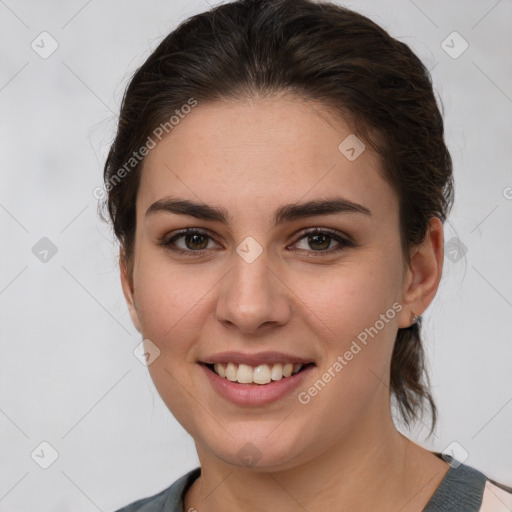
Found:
[138,96,397,223]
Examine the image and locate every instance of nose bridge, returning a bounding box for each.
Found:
[216,242,291,333]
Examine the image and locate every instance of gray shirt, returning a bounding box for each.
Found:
[113,454,510,511]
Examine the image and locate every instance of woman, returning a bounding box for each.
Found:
[102,0,512,510]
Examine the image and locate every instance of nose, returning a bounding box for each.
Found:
[215,248,292,335]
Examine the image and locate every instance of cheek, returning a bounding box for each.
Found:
[293,254,401,392]
[132,253,224,399]
[133,246,213,341]
[297,255,400,336]
[293,266,400,436]
[133,260,212,424]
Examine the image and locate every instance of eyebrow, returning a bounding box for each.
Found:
[145,196,371,225]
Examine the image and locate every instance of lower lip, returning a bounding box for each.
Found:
[199,363,315,406]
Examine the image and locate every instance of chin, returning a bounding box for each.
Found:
[198,431,311,472]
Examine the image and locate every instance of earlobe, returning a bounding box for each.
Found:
[397,217,444,329]
[119,249,142,333]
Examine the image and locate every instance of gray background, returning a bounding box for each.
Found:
[1,0,511,510]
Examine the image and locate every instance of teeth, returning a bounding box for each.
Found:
[271,363,283,381]
[253,364,271,384]
[212,362,305,384]
[225,362,237,381]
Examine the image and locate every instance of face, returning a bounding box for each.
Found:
[121,95,435,471]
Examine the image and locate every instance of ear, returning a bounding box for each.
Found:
[397,217,444,328]
[119,247,142,333]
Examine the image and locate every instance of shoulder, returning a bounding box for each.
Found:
[424,453,512,512]
[112,467,201,512]
[480,479,512,511]
[112,486,170,512]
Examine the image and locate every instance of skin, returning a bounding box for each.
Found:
[120,94,449,511]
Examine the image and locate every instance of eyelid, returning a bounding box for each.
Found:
[291,226,354,246]
[159,228,221,251]
[159,226,355,256]
[287,227,355,257]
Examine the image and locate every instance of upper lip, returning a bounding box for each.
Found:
[200,351,315,366]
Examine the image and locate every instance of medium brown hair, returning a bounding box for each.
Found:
[101,0,454,433]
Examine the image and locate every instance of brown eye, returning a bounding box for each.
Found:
[304,233,332,251]
[290,228,354,256]
[181,233,209,250]
[160,229,219,255]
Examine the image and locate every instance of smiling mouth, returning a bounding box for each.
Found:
[202,362,315,385]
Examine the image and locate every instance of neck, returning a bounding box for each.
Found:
[184,401,448,512]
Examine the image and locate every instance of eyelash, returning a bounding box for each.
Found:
[159,227,354,257]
